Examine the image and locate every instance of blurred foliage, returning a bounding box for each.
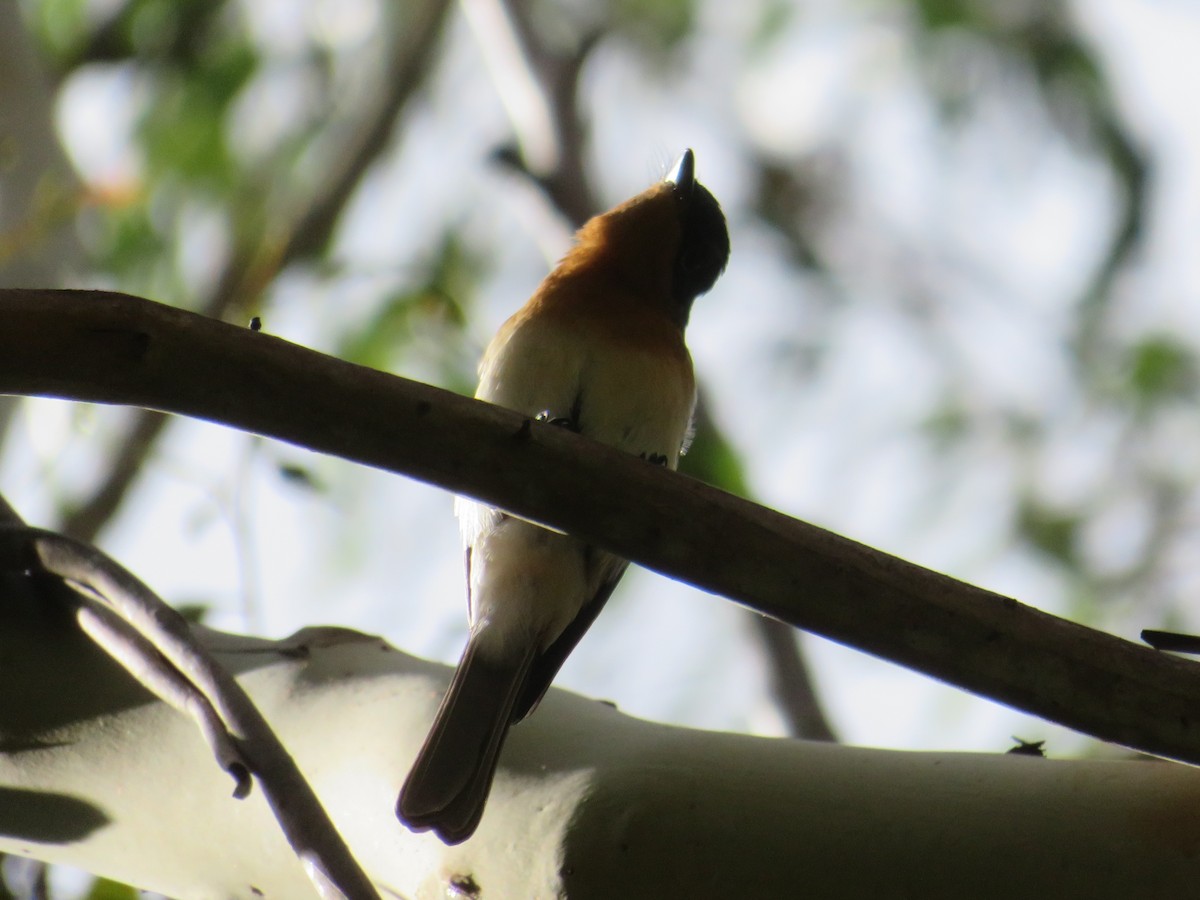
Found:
[337,230,482,394]
[822,0,1168,623]
[910,0,1148,366]
[136,39,257,190]
[28,0,229,66]
[747,0,797,54]
[1125,335,1197,410]
[611,0,697,52]
[679,396,750,497]
[1016,495,1080,569]
[21,0,92,61]
[83,878,140,900]
[29,0,256,301]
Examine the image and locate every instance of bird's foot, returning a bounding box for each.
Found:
[536,410,582,433]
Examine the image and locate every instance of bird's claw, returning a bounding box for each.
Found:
[536,410,581,433]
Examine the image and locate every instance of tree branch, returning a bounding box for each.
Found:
[751,615,838,742]
[2,287,1200,766]
[59,409,168,543]
[7,610,1197,898]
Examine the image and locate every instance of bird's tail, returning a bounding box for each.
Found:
[397,639,535,844]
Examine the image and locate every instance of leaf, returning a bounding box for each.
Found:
[677,399,750,496]
[913,0,980,31]
[1016,497,1078,567]
[1126,335,1196,406]
[277,462,326,494]
[138,42,259,190]
[84,876,141,900]
[921,401,971,449]
[613,0,697,53]
[337,231,480,384]
[25,0,92,61]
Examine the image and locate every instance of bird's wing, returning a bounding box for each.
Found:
[512,557,628,721]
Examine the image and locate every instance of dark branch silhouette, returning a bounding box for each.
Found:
[3,287,1200,768]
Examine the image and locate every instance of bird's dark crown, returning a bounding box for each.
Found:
[660,149,729,328]
[562,150,729,329]
[669,178,729,327]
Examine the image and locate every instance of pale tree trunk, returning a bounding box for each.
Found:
[1,604,1196,900]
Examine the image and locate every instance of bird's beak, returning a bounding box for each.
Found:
[665,149,695,194]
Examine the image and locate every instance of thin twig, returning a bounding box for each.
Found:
[27,530,381,900]
[73,600,251,794]
[462,0,560,174]
[752,616,838,742]
[0,498,381,900]
[268,0,455,268]
[60,409,167,543]
[482,0,599,225]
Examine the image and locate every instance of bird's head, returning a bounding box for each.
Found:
[569,149,730,329]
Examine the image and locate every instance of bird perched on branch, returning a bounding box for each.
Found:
[397,149,730,844]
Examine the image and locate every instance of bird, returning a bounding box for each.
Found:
[397,149,730,844]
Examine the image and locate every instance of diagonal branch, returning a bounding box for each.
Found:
[478,0,599,226]
[2,287,1200,767]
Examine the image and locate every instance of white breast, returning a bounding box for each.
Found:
[456,312,694,656]
[476,315,695,461]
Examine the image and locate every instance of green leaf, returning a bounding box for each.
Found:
[337,231,479,381]
[24,0,93,61]
[921,401,971,449]
[1016,497,1078,567]
[1126,335,1195,405]
[912,0,980,32]
[613,0,697,52]
[677,401,749,496]
[137,32,258,190]
[747,0,795,54]
[84,877,141,900]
